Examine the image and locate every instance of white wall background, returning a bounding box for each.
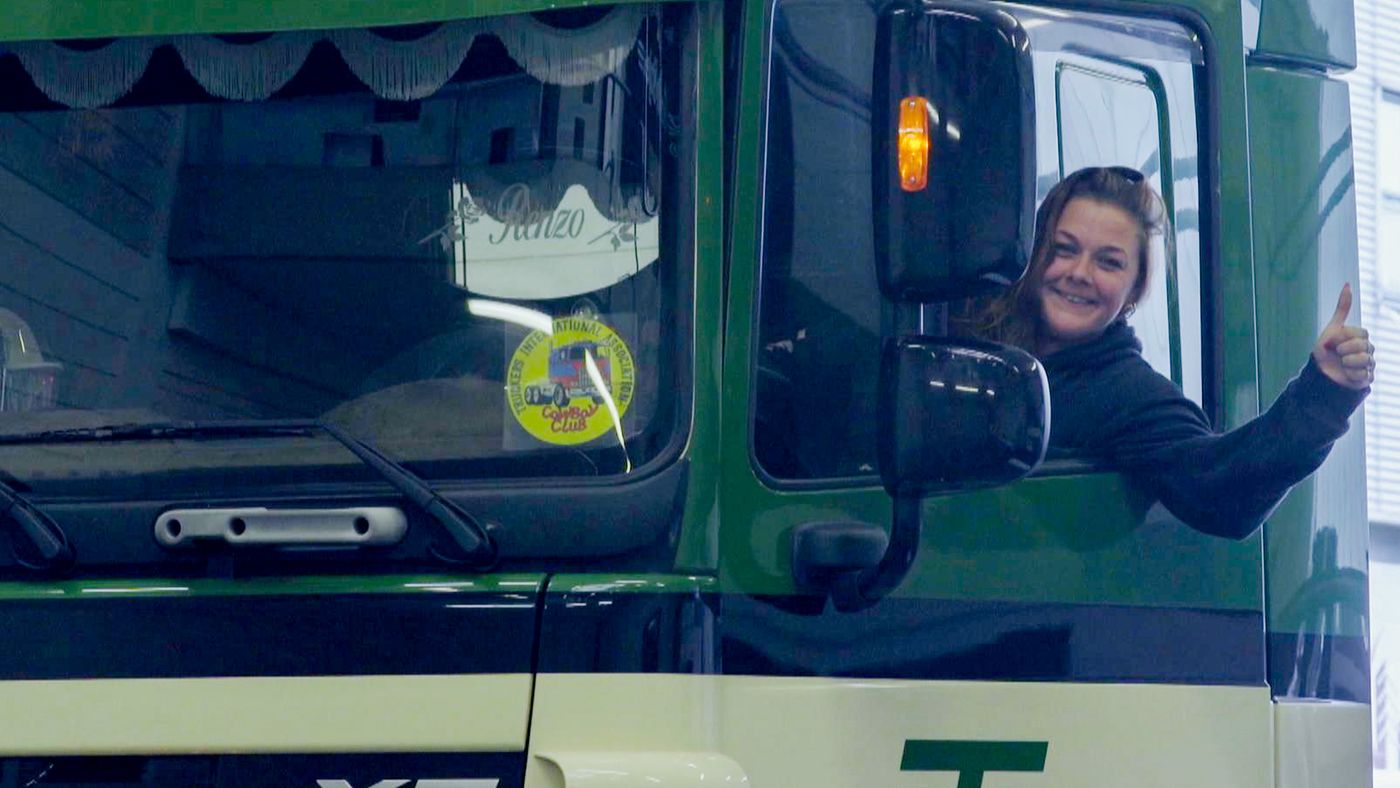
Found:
[1353,0,1400,776]
[1353,0,1400,525]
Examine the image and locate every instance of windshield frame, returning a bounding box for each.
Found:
[0,2,702,497]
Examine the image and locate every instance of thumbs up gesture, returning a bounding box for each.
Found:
[1312,284,1375,390]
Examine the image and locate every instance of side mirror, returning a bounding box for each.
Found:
[872,0,1035,301]
[796,0,1043,613]
[796,338,1047,613]
[878,337,1049,497]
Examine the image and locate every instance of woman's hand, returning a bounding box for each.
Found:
[1313,283,1375,390]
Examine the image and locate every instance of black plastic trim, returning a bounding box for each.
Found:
[537,586,719,673]
[1267,632,1369,702]
[4,459,688,577]
[0,590,538,679]
[0,752,525,788]
[722,594,1264,685]
[537,590,1265,685]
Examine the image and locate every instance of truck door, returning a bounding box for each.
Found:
[719,1,1275,785]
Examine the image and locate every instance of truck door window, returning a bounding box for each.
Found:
[1054,61,1203,404]
[753,1,1209,482]
[753,0,881,481]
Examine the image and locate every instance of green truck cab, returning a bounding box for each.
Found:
[0,0,1368,785]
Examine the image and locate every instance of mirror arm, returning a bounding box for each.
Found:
[831,494,922,612]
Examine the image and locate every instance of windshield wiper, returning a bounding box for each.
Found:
[0,419,315,445]
[316,422,496,566]
[0,476,75,572]
[0,420,496,568]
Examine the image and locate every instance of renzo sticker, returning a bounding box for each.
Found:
[506,317,636,446]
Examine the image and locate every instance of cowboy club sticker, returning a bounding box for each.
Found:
[506,317,636,445]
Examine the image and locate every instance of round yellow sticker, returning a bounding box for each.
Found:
[506,317,636,446]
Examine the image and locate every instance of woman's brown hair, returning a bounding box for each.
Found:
[956,166,1170,352]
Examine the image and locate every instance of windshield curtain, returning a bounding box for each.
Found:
[0,3,693,491]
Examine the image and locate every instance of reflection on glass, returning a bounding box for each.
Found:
[0,309,61,414]
[466,299,555,335]
[584,349,631,472]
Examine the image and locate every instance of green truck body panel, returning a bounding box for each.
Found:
[1248,65,1367,637]
[674,0,727,573]
[1256,0,1357,70]
[717,472,1264,608]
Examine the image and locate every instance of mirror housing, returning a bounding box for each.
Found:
[878,337,1049,497]
[791,521,889,593]
[872,0,1036,301]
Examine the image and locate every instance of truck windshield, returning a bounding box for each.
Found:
[0,3,692,491]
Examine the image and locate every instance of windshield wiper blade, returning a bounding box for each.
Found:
[0,419,496,568]
[0,477,75,573]
[0,419,318,445]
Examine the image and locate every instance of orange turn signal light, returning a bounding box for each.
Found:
[897,96,931,192]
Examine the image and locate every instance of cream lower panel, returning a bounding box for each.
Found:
[524,674,1274,788]
[1274,700,1371,788]
[0,674,531,756]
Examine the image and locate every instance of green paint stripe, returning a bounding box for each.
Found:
[900,740,1049,773]
[0,0,692,42]
[548,573,717,594]
[0,573,545,600]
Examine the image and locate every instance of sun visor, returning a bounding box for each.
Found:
[0,4,653,108]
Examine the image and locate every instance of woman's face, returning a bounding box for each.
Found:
[1036,197,1143,355]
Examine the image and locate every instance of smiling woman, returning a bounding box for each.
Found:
[963,166,1166,356]
[959,166,1375,539]
[1037,197,1154,355]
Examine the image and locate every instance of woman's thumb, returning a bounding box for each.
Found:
[1327,284,1353,330]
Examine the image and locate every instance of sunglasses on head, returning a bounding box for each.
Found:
[1093,165,1145,183]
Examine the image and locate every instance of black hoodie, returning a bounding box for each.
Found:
[1040,320,1366,539]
